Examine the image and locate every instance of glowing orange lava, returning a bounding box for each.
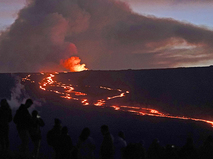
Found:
[109,106,213,127]
[94,99,106,106]
[61,56,88,72]
[22,73,213,128]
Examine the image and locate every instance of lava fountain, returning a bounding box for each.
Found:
[60,56,88,72]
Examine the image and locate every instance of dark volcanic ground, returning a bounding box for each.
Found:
[1,66,213,158]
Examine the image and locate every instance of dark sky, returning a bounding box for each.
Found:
[0,0,213,72]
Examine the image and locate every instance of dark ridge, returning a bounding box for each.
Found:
[10,66,213,119]
[52,66,213,119]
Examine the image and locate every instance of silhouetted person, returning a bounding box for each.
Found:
[13,98,33,155]
[57,126,73,159]
[123,143,146,159]
[77,127,96,159]
[164,144,179,159]
[114,131,127,159]
[147,138,165,159]
[100,125,114,159]
[0,99,12,152]
[199,135,213,159]
[179,137,198,159]
[29,110,45,159]
[47,118,62,159]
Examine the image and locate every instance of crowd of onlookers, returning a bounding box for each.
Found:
[0,98,213,159]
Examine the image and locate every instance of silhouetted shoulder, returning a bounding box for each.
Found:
[0,99,12,124]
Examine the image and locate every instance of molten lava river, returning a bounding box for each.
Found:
[22,72,213,127]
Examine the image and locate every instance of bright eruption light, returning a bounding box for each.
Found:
[61,56,88,72]
[22,73,213,128]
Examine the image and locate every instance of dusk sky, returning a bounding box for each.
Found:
[0,0,213,72]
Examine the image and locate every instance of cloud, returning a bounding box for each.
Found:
[0,0,213,72]
[120,0,213,5]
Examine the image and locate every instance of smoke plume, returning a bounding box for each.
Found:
[0,0,213,72]
[7,75,43,110]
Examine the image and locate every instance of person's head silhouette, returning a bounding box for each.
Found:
[25,98,33,108]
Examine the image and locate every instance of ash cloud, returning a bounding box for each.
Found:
[0,0,213,72]
[121,0,213,5]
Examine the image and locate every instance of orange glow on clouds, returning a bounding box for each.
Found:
[61,56,88,72]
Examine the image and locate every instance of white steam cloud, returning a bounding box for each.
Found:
[7,75,43,111]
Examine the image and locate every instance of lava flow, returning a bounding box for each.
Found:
[22,73,213,127]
